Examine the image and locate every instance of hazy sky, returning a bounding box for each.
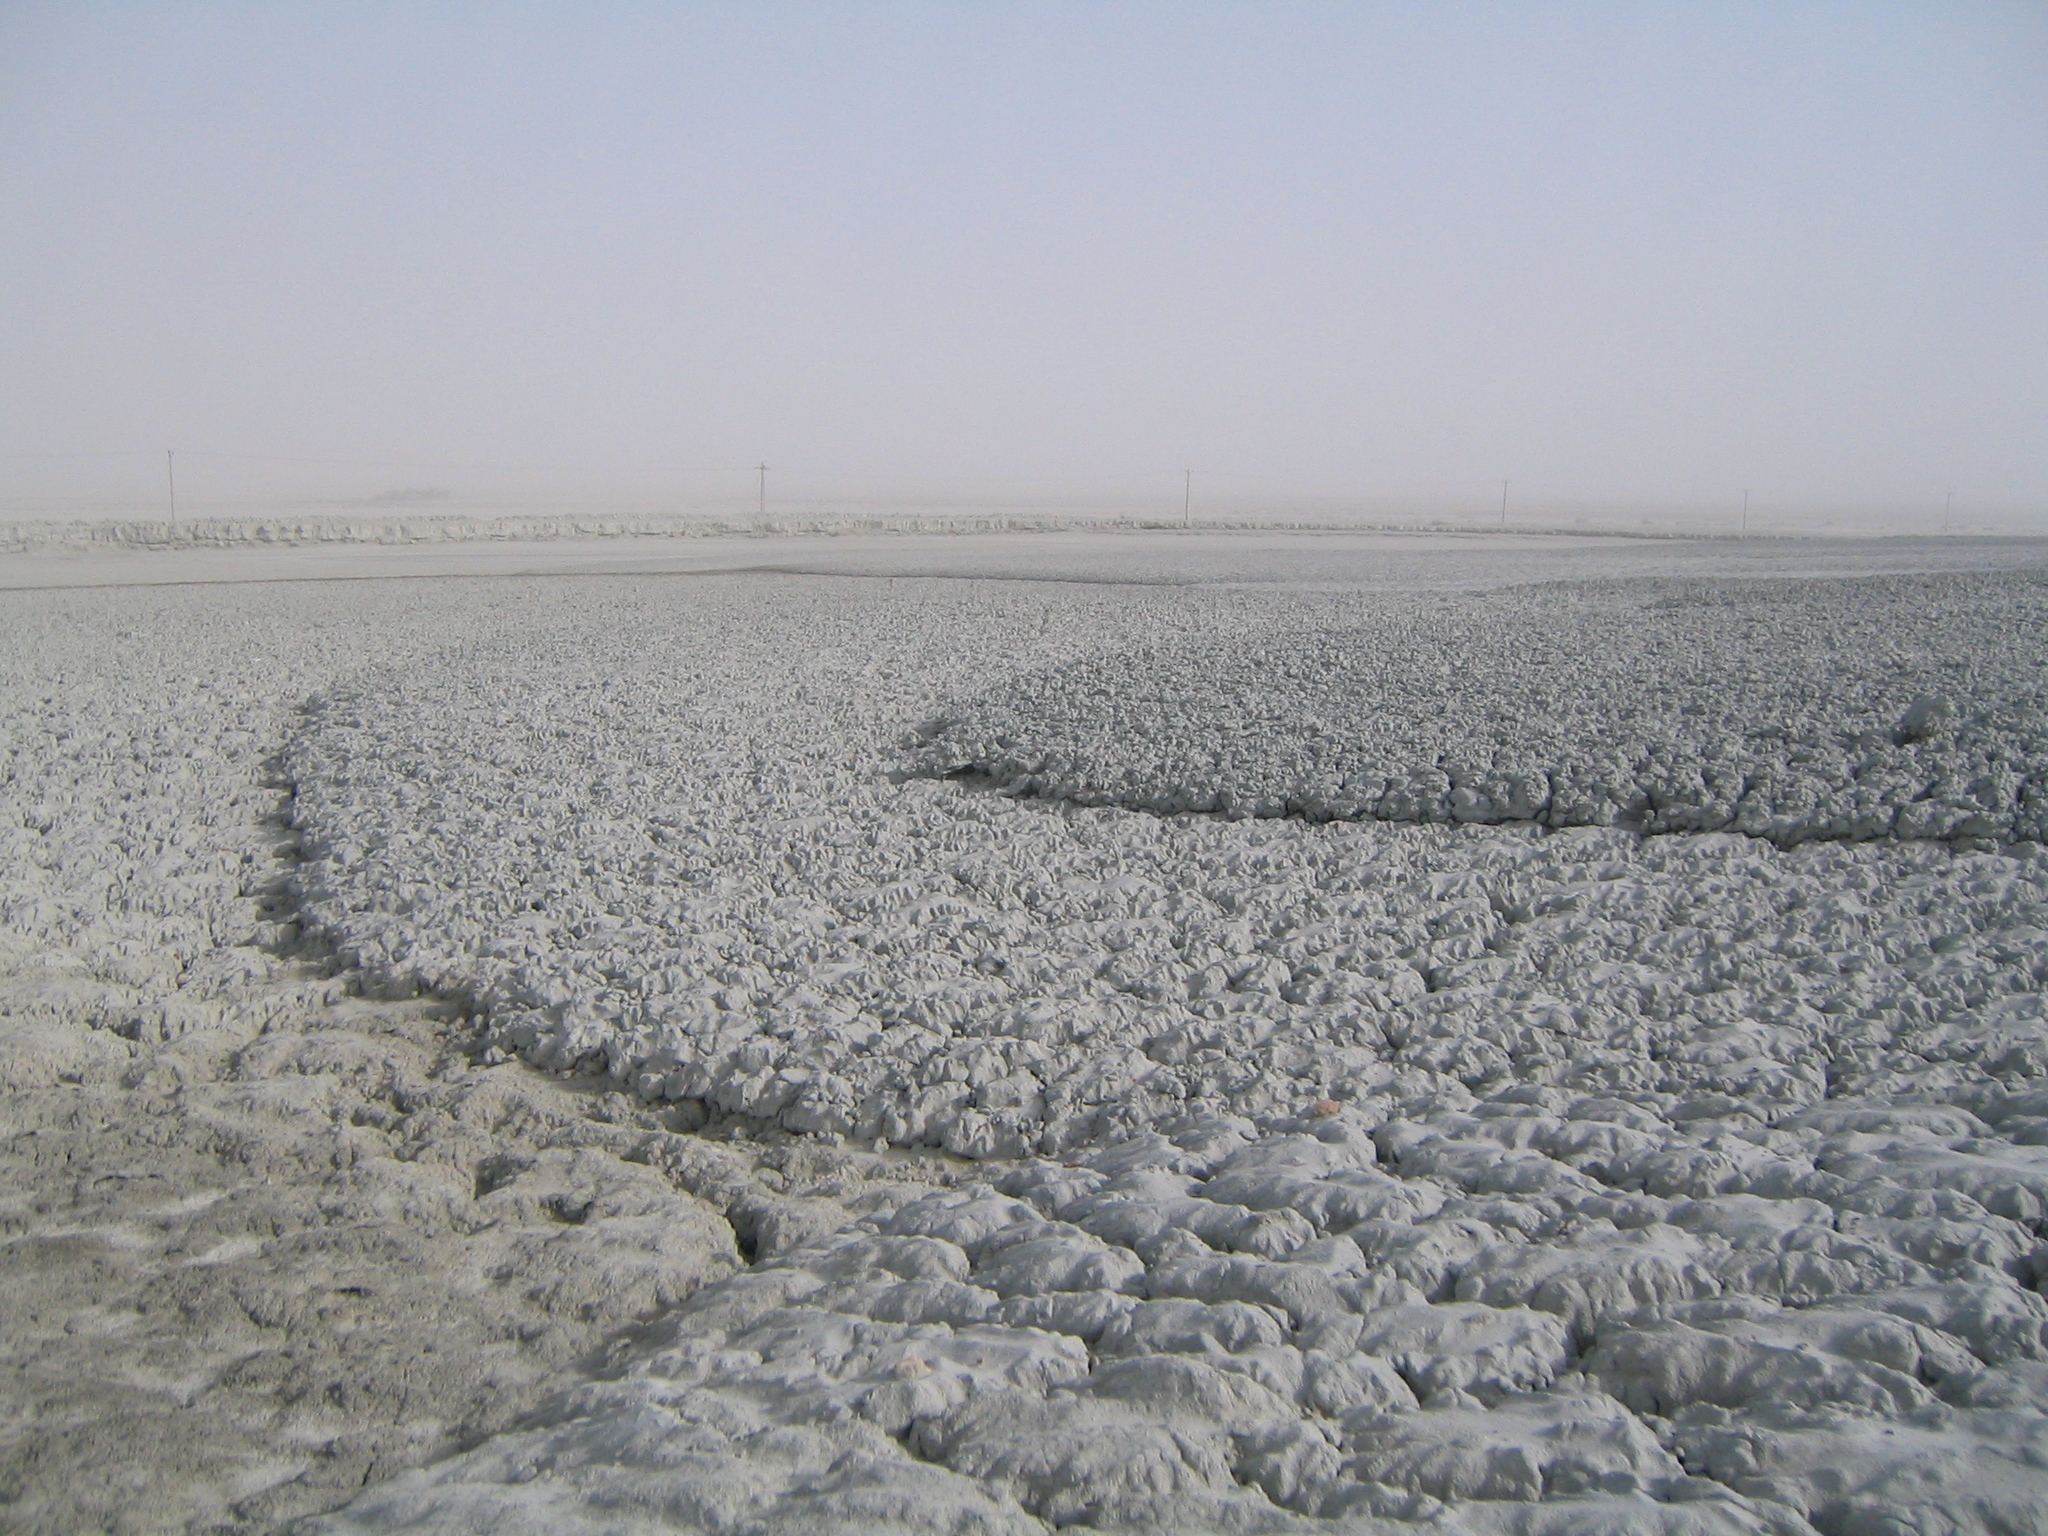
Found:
[2,3,2043,518]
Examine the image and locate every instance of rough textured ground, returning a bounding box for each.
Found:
[4,534,2048,1534]
[288,573,2048,1152]
[912,572,2048,843]
[0,583,972,1532]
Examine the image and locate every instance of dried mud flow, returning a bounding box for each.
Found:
[4,540,2048,1535]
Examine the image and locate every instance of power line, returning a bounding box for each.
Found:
[0,448,757,476]
[0,449,160,460]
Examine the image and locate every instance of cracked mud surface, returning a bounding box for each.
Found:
[5,535,2048,1534]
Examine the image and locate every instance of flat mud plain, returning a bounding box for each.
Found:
[5,529,2048,1535]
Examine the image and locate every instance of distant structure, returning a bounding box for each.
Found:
[757,463,768,520]
[1184,470,1192,527]
[1500,480,1508,528]
[1743,489,1750,536]
[166,450,176,523]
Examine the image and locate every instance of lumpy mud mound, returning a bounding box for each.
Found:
[282,572,2048,1533]
[289,573,2048,1165]
[913,571,2048,846]
[323,1091,2048,1535]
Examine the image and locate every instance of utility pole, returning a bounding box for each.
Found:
[166,450,176,523]
[1945,490,1954,535]
[1184,469,1192,528]
[1500,480,1508,529]
[757,463,768,521]
[1742,489,1750,537]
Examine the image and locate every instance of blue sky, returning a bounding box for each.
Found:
[3,3,2043,518]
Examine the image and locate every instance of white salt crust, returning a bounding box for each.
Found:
[3,545,2047,1533]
